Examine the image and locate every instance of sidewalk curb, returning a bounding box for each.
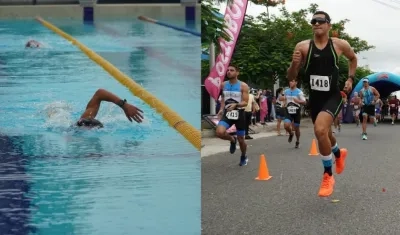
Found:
[201,118,312,139]
[201,118,313,157]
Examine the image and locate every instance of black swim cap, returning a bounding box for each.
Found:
[76,118,104,128]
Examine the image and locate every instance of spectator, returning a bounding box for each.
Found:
[244,90,256,139]
[259,90,268,125]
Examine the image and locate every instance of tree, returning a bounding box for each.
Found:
[202,3,375,92]
[201,0,231,48]
[201,0,284,50]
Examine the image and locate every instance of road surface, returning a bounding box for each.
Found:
[202,121,400,235]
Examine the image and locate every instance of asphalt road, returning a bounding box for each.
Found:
[202,121,400,235]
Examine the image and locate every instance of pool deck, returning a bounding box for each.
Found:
[0,4,201,20]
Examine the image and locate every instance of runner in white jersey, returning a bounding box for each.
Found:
[282,79,306,148]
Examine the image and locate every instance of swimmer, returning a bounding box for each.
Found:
[25,40,41,48]
[76,88,144,129]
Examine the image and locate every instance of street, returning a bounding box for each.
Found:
[202,122,400,235]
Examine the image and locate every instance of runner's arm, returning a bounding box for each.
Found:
[287,42,304,80]
[238,83,249,108]
[372,87,380,99]
[339,39,358,82]
[359,92,364,105]
[80,88,127,119]
[296,91,306,105]
[218,84,225,113]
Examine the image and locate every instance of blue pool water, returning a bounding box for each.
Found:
[0,18,200,235]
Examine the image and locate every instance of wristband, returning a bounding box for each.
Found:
[117,99,127,108]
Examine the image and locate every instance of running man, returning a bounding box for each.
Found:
[350,92,361,126]
[374,96,383,123]
[388,95,399,125]
[287,11,356,197]
[282,79,306,148]
[359,78,380,139]
[216,65,250,166]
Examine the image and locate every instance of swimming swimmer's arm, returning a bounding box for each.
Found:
[80,88,143,123]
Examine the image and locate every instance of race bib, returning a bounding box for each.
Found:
[226,110,239,120]
[310,75,330,91]
[391,104,395,107]
[287,106,298,114]
[354,105,359,109]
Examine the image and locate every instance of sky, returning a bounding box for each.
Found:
[217,0,400,76]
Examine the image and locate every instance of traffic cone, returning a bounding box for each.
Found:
[308,138,319,156]
[255,154,272,181]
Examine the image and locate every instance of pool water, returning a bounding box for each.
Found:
[0,19,200,235]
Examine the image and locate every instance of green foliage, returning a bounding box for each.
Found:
[201,0,231,49]
[202,3,375,92]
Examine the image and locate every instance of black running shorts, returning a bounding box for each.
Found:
[390,108,398,116]
[309,91,343,124]
[217,109,246,136]
[362,105,375,117]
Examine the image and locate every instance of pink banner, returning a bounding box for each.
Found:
[204,0,249,101]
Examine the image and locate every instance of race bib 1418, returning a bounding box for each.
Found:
[310,75,330,91]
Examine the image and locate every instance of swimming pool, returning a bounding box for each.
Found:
[0,18,200,235]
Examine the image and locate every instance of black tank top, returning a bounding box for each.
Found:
[304,38,340,97]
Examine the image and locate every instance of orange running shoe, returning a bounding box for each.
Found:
[335,148,348,174]
[318,173,335,197]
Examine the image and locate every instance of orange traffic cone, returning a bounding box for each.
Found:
[255,154,272,181]
[308,138,319,156]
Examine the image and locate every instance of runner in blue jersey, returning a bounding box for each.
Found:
[282,79,306,148]
[216,65,250,166]
[359,78,380,140]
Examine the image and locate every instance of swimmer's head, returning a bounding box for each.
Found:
[25,40,40,48]
[76,118,104,129]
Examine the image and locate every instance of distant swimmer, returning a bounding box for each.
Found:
[76,88,144,129]
[25,40,41,48]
